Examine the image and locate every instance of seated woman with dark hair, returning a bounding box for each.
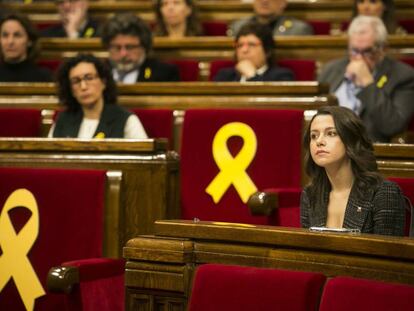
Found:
[301,106,405,236]
[48,54,147,139]
[154,0,202,37]
[0,12,52,82]
[213,22,294,82]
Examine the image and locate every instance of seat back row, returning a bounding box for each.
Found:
[188,263,414,311]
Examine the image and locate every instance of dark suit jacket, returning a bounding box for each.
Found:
[300,180,405,236]
[136,58,180,82]
[319,56,414,142]
[213,66,294,82]
[41,19,99,38]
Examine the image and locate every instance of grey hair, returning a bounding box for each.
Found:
[348,15,388,48]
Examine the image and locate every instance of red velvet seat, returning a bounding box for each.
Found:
[37,59,62,73]
[308,20,331,35]
[0,108,42,137]
[209,59,316,81]
[0,167,124,311]
[166,59,200,81]
[202,20,228,36]
[399,19,414,33]
[180,109,303,225]
[188,264,326,311]
[131,108,174,148]
[400,57,414,68]
[320,276,414,311]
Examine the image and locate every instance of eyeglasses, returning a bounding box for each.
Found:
[109,44,142,53]
[70,73,99,87]
[235,42,262,49]
[349,46,379,58]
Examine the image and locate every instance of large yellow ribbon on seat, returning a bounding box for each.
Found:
[0,189,45,311]
[206,122,258,203]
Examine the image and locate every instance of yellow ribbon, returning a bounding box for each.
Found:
[144,68,152,79]
[0,189,45,311]
[94,132,105,139]
[376,75,388,88]
[84,27,95,38]
[206,122,258,203]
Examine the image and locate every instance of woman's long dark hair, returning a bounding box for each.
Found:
[154,0,202,36]
[303,106,382,210]
[56,54,117,112]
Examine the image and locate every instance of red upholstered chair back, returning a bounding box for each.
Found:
[0,167,107,311]
[202,20,228,36]
[166,59,200,81]
[319,276,414,311]
[399,19,414,33]
[308,20,331,35]
[387,177,414,236]
[131,108,174,148]
[37,59,62,73]
[180,109,303,225]
[188,264,326,311]
[209,59,316,81]
[400,57,414,68]
[0,108,42,137]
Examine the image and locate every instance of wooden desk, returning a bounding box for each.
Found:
[4,0,414,30]
[375,143,414,177]
[0,138,179,257]
[36,36,414,79]
[123,220,414,310]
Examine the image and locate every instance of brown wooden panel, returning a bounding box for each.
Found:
[0,139,179,257]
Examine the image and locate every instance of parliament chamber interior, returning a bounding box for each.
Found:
[1,0,414,310]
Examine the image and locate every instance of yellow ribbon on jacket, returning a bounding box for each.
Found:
[0,189,45,311]
[206,122,258,203]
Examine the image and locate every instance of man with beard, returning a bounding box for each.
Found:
[101,13,180,83]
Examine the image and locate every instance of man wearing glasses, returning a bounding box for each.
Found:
[101,13,180,83]
[319,15,414,142]
[42,0,99,38]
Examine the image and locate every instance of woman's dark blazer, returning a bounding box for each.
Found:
[213,66,294,82]
[300,180,406,236]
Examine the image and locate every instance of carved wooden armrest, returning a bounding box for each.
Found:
[47,266,80,294]
[247,191,278,216]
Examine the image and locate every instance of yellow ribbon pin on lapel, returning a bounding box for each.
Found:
[0,189,45,311]
[376,75,388,88]
[206,122,258,203]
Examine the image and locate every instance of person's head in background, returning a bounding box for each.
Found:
[303,106,380,196]
[154,0,202,37]
[347,15,387,73]
[253,0,287,24]
[235,22,275,70]
[55,0,90,37]
[56,54,117,113]
[101,13,151,76]
[0,12,39,63]
[352,0,397,34]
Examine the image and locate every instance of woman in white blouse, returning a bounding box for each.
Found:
[49,53,147,139]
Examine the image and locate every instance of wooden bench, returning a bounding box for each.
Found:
[123,219,414,310]
[4,0,414,34]
[0,138,179,257]
[34,36,414,80]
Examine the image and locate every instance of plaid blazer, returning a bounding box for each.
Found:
[300,180,405,236]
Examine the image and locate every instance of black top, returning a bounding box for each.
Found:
[0,59,53,82]
[41,19,100,38]
[213,66,294,82]
[52,104,131,138]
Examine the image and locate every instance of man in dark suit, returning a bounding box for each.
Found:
[319,15,414,142]
[42,0,99,38]
[101,13,180,83]
[214,22,294,82]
